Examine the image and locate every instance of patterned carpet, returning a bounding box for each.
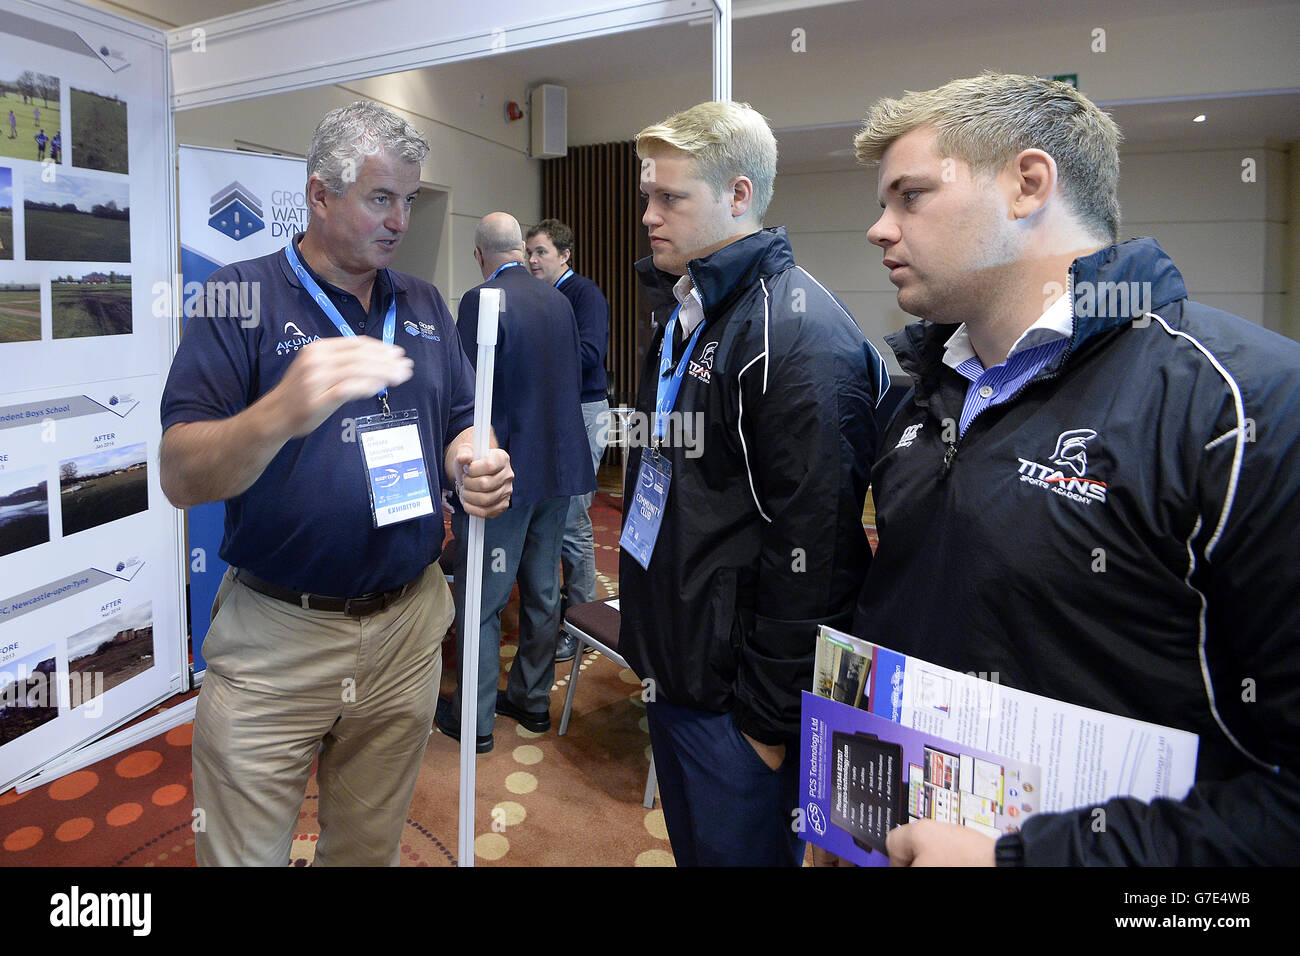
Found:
[0,489,670,867]
[1,486,878,866]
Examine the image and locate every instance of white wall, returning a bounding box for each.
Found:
[567,5,1300,146]
[766,145,1295,372]
[173,57,542,311]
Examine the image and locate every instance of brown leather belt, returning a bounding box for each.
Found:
[233,568,417,618]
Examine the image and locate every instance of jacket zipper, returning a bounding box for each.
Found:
[939,269,1078,479]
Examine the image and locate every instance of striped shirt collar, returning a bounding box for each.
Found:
[941,291,1073,372]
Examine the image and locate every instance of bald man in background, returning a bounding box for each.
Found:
[435,213,595,752]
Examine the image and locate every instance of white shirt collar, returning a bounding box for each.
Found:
[941,292,1073,371]
[672,274,706,337]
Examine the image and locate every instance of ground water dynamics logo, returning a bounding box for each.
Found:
[208,181,265,241]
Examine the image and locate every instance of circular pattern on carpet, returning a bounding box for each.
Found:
[504,771,538,794]
[475,832,509,860]
[55,817,94,842]
[512,745,542,765]
[106,802,143,826]
[635,848,675,867]
[49,770,98,801]
[116,750,163,778]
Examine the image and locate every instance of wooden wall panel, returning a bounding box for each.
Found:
[541,140,650,410]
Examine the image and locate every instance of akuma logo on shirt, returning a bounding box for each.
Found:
[275,319,320,356]
[208,181,265,241]
[1016,428,1107,504]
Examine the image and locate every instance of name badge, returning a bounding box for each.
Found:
[355,409,436,528]
[620,447,672,570]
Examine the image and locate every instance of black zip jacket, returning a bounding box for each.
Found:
[619,227,886,744]
[854,238,1300,865]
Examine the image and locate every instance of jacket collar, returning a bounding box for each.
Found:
[888,237,1187,387]
[635,226,795,325]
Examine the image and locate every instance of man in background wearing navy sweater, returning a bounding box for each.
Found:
[526,219,612,662]
[436,212,595,752]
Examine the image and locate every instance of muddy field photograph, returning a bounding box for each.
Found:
[51,272,130,338]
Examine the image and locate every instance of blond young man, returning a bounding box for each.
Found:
[618,101,886,866]
[851,72,1300,866]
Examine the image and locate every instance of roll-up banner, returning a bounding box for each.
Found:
[176,145,307,674]
[0,0,184,792]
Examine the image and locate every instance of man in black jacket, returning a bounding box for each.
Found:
[852,72,1300,865]
[619,101,886,866]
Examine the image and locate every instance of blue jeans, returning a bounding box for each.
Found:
[451,496,569,736]
[645,697,805,866]
[560,399,610,612]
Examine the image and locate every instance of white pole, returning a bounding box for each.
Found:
[712,0,732,102]
[457,287,501,867]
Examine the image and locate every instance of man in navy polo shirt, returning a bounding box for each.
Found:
[525,218,611,663]
[160,101,513,866]
[435,212,594,752]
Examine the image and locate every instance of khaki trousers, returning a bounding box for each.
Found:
[192,563,453,866]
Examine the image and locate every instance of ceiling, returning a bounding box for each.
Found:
[78,0,1300,165]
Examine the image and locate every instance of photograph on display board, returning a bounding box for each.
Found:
[0,282,39,343]
[0,166,11,258]
[70,88,127,175]
[0,71,60,165]
[58,441,148,536]
[64,601,154,709]
[0,464,49,557]
[0,647,59,746]
[23,172,129,262]
[52,271,130,338]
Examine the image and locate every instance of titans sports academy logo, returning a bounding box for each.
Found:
[1016,428,1108,504]
[688,341,718,383]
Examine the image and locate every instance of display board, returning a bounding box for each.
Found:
[0,0,183,792]
[176,145,306,673]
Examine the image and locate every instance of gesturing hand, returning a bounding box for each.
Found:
[270,337,414,439]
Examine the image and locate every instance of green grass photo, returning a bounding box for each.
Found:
[23,170,130,262]
[0,166,12,259]
[52,273,130,338]
[0,73,61,165]
[59,442,149,536]
[70,88,127,174]
[0,283,41,343]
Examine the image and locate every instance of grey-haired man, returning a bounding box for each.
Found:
[161,101,512,866]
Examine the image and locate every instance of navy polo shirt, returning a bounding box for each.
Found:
[555,270,609,403]
[161,235,475,596]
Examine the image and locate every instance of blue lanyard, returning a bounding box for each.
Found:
[489,261,524,281]
[284,241,398,409]
[555,268,574,289]
[655,304,705,444]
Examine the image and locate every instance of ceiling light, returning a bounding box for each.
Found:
[1193,114,1207,123]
